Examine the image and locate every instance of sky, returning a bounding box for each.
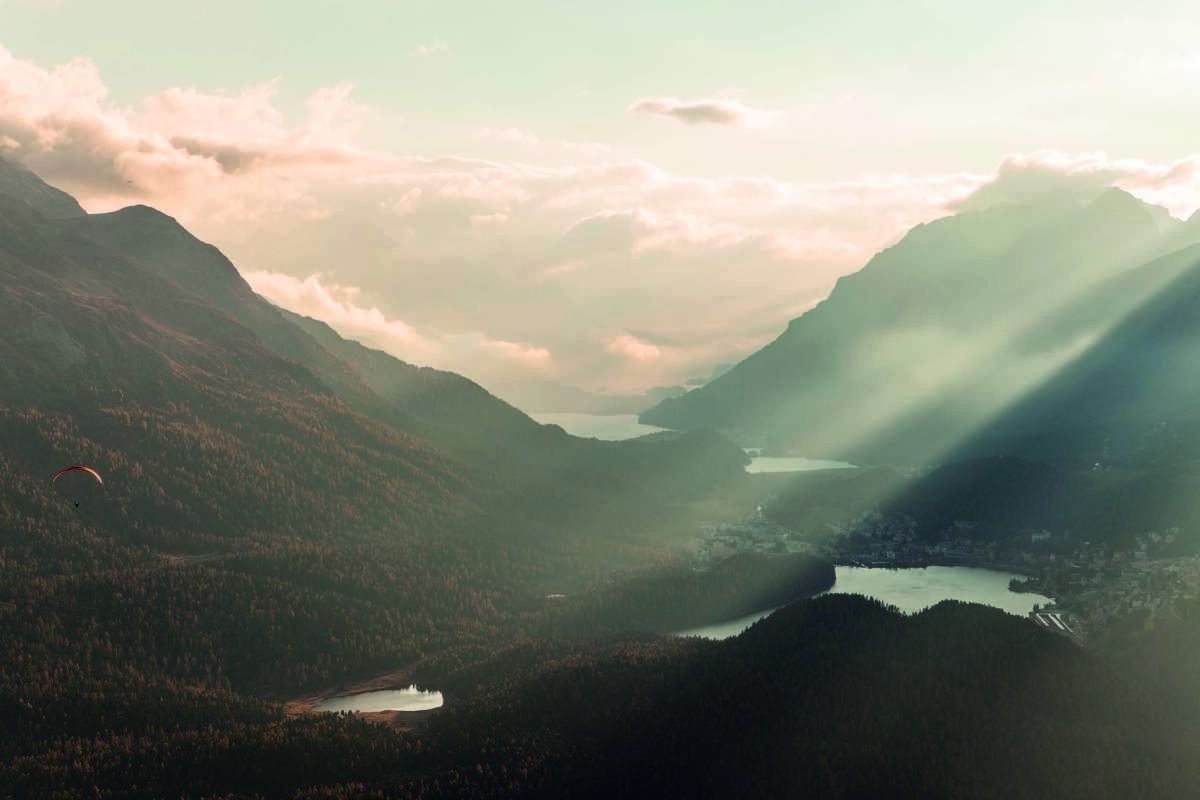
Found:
[3,0,1200,406]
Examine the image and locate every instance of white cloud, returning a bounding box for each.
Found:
[244,271,552,378]
[627,96,776,127]
[607,334,661,363]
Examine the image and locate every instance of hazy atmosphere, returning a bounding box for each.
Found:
[8,4,1200,798]
[5,0,1200,406]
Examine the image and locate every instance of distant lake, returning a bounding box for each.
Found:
[531,413,855,473]
[532,413,664,441]
[314,685,444,713]
[675,566,1049,640]
[745,456,856,473]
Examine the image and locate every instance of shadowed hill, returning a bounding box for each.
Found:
[398,596,1199,800]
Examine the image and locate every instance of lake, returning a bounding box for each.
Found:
[532,412,665,441]
[674,565,1050,640]
[314,685,444,713]
[745,456,856,473]
[531,412,856,473]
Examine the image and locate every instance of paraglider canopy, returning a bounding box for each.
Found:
[52,465,103,484]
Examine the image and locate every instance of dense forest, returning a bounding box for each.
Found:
[5,596,1198,799]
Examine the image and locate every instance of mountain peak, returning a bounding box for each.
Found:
[74,203,245,297]
[1089,186,1146,212]
[111,203,179,222]
[1087,186,1178,235]
[0,157,86,220]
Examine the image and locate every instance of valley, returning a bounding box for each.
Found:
[3,150,1200,799]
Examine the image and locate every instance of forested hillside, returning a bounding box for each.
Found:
[0,158,750,795]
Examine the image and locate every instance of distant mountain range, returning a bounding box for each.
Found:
[642,187,1200,467]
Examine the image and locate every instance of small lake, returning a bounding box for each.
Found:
[674,565,1050,640]
[531,413,854,473]
[314,685,444,713]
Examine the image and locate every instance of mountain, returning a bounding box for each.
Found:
[0,157,513,708]
[0,161,491,555]
[0,156,751,698]
[33,182,743,490]
[642,189,1200,466]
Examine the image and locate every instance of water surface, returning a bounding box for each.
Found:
[314,685,444,713]
[531,412,856,474]
[532,413,663,440]
[675,565,1048,640]
[745,456,856,473]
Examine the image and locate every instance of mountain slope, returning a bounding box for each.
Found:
[0,158,86,219]
[947,242,1200,464]
[44,181,744,497]
[642,190,1199,466]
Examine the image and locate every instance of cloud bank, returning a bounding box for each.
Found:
[4,44,1200,403]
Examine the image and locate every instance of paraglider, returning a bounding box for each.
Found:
[52,465,103,484]
[52,465,103,508]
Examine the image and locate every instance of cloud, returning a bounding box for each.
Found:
[409,39,450,57]
[607,334,661,363]
[956,150,1200,218]
[0,40,980,392]
[244,270,552,377]
[9,45,1200,397]
[627,96,773,127]
[244,271,436,356]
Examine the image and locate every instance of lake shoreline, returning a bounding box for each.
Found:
[831,556,1039,580]
[674,563,1051,639]
[283,668,448,731]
